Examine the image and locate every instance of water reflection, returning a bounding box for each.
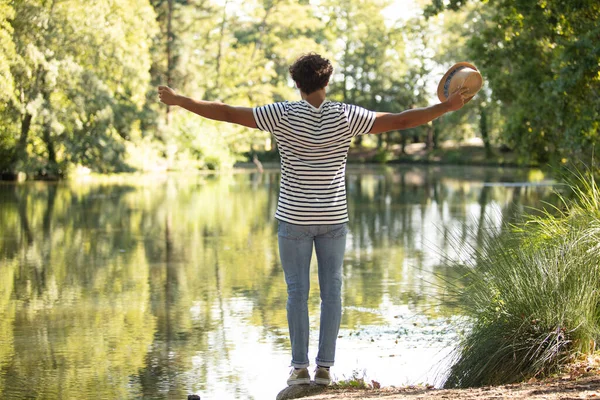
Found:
[0,166,558,399]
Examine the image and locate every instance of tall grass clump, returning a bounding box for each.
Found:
[444,166,600,388]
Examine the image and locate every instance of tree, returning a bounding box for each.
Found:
[426,0,600,164]
[427,4,502,154]
[0,0,18,172]
[319,0,422,150]
[5,0,157,175]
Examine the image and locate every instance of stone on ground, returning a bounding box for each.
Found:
[276,382,328,400]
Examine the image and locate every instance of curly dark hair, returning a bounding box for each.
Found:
[288,53,333,95]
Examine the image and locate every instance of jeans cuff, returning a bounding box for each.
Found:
[291,361,310,368]
[315,358,334,367]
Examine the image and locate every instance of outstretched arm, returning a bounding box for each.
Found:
[158,86,257,129]
[369,88,469,134]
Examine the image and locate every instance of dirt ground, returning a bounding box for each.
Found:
[302,374,600,400]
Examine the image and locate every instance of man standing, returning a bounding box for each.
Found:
[158,53,468,387]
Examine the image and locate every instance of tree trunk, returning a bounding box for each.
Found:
[384,133,392,150]
[400,133,407,154]
[13,113,32,165]
[42,122,56,166]
[214,0,229,94]
[41,81,57,173]
[165,0,174,126]
[479,104,492,157]
[377,133,384,150]
[426,123,434,150]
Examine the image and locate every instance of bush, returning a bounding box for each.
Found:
[372,149,391,164]
[444,167,600,388]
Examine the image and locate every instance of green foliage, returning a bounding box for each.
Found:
[372,148,391,163]
[7,0,595,176]
[320,0,419,114]
[169,112,239,170]
[445,168,600,387]
[2,0,158,175]
[427,0,600,165]
[0,0,18,167]
[427,4,505,151]
[1,0,445,176]
[0,0,15,100]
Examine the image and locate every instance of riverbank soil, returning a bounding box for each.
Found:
[302,374,600,399]
[302,358,600,400]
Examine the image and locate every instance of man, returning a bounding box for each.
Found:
[158,53,468,387]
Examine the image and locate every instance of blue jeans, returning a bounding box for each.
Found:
[278,220,348,368]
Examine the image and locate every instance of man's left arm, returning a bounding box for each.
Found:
[369,88,469,134]
[158,86,257,129]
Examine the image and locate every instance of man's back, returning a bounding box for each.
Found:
[253,100,375,225]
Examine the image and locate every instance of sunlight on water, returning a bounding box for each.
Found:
[0,166,558,399]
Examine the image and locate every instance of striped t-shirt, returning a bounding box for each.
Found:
[253,99,376,225]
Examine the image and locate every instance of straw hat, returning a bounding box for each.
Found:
[437,62,483,103]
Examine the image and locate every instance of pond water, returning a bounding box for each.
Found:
[0,165,559,400]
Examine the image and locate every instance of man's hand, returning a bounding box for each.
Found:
[158,86,181,106]
[444,87,470,111]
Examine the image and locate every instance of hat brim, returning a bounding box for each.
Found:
[437,62,481,103]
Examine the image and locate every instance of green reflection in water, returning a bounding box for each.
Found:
[0,166,558,399]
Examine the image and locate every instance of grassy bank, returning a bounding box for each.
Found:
[444,167,600,388]
[347,142,524,167]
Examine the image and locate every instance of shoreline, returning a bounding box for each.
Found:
[279,373,600,399]
[0,161,546,183]
[1,142,543,182]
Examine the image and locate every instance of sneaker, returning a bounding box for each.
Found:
[287,367,310,386]
[314,366,331,385]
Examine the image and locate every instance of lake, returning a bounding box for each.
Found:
[0,165,558,399]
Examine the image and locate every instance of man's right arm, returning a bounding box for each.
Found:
[369,88,469,134]
[158,86,257,129]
